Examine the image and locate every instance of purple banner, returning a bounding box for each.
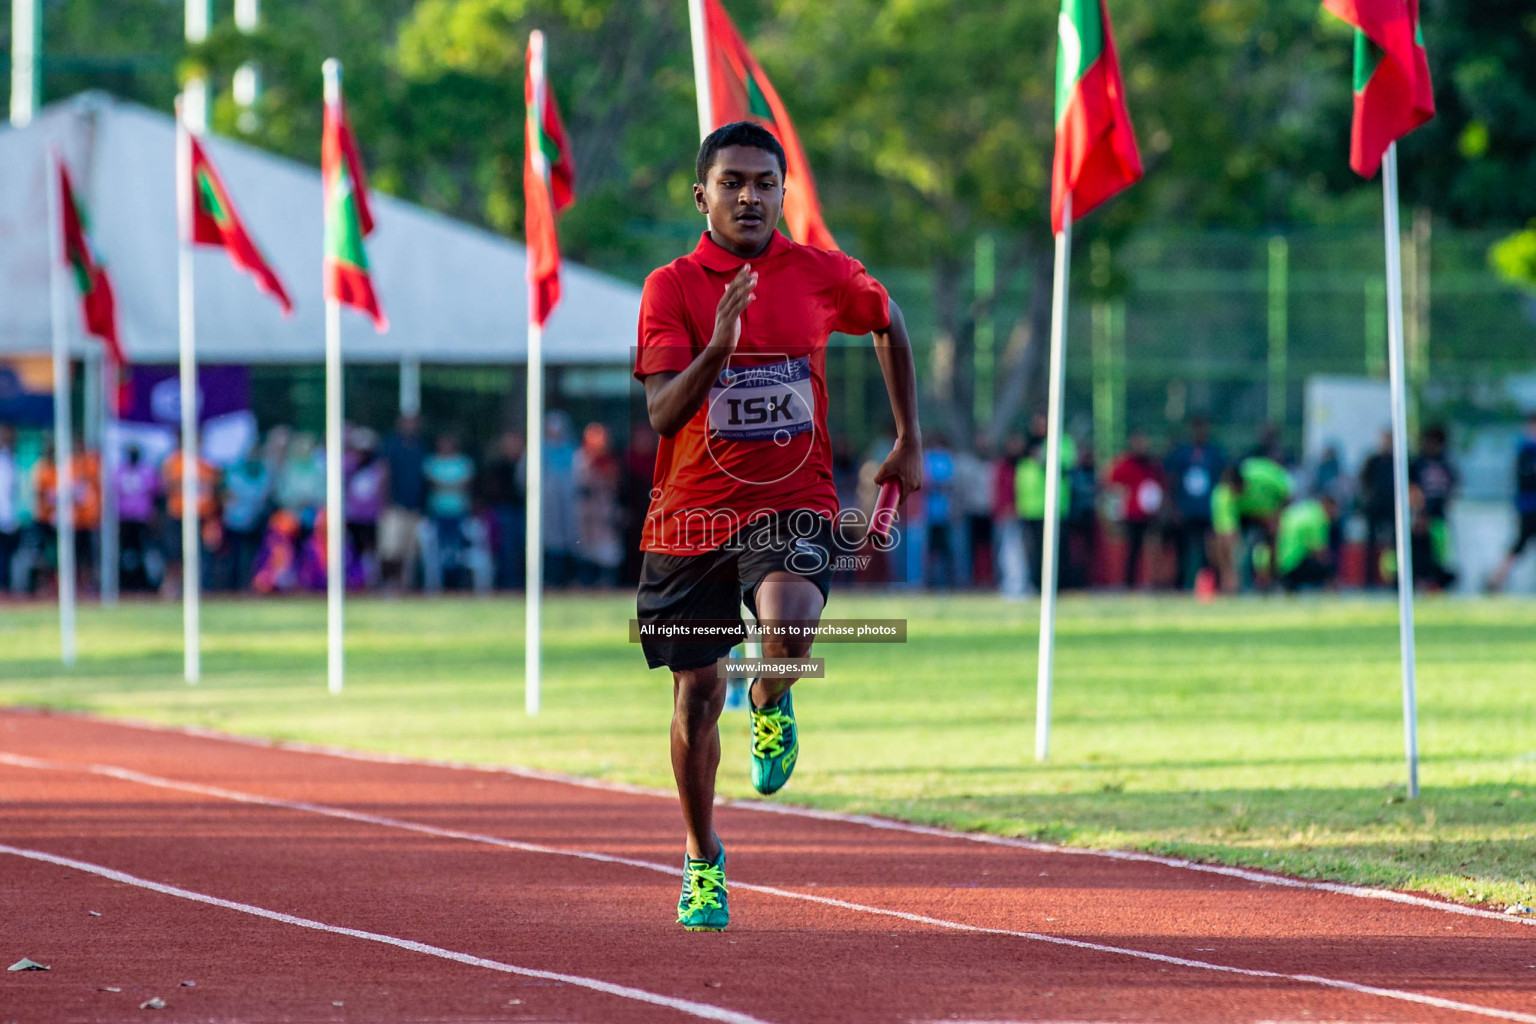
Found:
[124,365,251,426]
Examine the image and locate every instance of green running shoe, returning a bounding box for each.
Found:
[750,688,798,795]
[677,842,728,931]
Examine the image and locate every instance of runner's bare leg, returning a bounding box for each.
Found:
[671,662,725,861]
[750,570,825,708]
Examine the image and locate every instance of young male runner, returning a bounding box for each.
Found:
[634,122,922,931]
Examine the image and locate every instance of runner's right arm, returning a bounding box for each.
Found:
[643,265,757,438]
[871,300,923,497]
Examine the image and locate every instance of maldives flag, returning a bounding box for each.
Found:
[524,30,575,329]
[184,133,293,314]
[322,63,387,332]
[1323,0,1435,178]
[698,0,836,251]
[1051,0,1143,233]
[57,160,125,367]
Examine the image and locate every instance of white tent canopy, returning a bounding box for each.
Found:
[0,93,640,364]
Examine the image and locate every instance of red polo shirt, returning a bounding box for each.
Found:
[635,231,890,555]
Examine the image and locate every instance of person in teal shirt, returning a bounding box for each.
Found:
[1277,495,1338,592]
[424,435,475,586]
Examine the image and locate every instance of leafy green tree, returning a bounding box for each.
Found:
[13,0,1536,424]
[393,0,699,265]
[763,0,1536,438]
[1491,224,1536,291]
[746,0,1057,438]
[1408,0,1536,227]
[757,0,1354,438]
[211,0,697,269]
[1410,2,1536,290]
[1,0,182,110]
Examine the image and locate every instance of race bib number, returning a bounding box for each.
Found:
[708,357,816,443]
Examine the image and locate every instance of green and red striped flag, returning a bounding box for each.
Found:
[1051,0,1143,233]
[698,0,836,251]
[1323,0,1435,178]
[524,30,575,329]
[322,65,386,332]
[184,133,293,314]
[56,159,124,367]
[57,155,132,412]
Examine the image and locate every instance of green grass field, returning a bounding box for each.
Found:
[2,592,1533,910]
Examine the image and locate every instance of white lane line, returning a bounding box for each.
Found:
[0,750,696,876]
[50,710,1536,930]
[4,752,1534,1024]
[726,800,1536,928]
[0,842,773,1024]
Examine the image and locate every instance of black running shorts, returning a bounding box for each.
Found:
[636,509,835,672]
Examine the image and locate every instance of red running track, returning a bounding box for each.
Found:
[2,709,1535,1023]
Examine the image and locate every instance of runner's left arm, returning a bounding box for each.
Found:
[872,300,923,496]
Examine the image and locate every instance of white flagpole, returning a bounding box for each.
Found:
[46,148,77,667]
[687,0,713,139]
[524,31,548,717]
[176,100,201,684]
[1035,192,1072,763]
[10,0,40,128]
[183,0,210,134]
[326,298,345,695]
[1381,142,1419,799]
[525,316,544,717]
[324,58,346,696]
[99,356,119,605]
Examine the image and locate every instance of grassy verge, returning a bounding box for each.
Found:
[2,592,1533,909]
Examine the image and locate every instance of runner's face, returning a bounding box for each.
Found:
[695,145,783,257]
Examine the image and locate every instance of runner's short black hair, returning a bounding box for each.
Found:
[696,122,787,184]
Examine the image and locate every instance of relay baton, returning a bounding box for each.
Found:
[867,479,902,542]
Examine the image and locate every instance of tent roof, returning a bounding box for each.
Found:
[0,93,641,365]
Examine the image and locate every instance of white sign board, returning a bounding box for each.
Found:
[1304,375,1391,474]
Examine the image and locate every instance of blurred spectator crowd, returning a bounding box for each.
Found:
[888,411,1536,596]
[3,409,1534,599]
[0,411,639,599]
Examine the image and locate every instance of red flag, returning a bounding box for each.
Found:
[1323,0,1435,178]
[699,0,836,251]
[322,63,387,332]
[1051,0,1144,232]
[524,30,576,329]
[56,159,125,368]
[183,132,294,314]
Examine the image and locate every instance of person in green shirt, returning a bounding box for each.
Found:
[1016,436,1070,593]
[1277,495,1339,592]
[1235,456,1291,519]
[1210,457,1293,591]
